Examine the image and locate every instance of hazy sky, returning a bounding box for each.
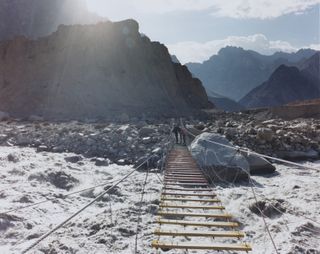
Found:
[85,0,320,63]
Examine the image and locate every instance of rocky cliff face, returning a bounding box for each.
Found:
[0,0,103,40]
[0,20,210,120]
[240,53,320,108]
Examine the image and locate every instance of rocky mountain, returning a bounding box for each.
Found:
[186,47,317,101]
[0,0,104,40]
[0,20,211,120]
[239,53,320,108]
[299,52,320,89]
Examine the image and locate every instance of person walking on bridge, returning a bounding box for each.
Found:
[179,127,187,145]
[172,125,181,143]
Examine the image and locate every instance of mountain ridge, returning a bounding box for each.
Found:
[239,53,320,108]
[186,46,318,101]
[0,20,211,120]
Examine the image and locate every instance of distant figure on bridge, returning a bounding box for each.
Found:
[179,127,187,145]
[172,125,181,143]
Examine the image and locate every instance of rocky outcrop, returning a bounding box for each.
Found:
[0,0,103,41]
[0,20,211,120]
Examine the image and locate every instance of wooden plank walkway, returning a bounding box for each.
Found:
[152,146,252,252]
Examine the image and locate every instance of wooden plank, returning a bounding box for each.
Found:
[161,197,220,202]
[156,219,239,227]
[165,173,203,177]
[159,204,225,209]
[164,182,208,186]
[154,229,244,238]
[163,187,212,192]
[157,211,232,219]
[164,177,207,180]
[165,170,201,173]
[162,192,216,197]
[152,241,252,251]
[164,180,207,183]
[164,180,208,184]
[164,175,205,178]
[164,177,206,180]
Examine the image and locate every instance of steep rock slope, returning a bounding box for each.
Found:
[0,0,103,40]
[239,61,320,108]
[187,47,317,101]
[299,52,320,89]
[0,20,210,120]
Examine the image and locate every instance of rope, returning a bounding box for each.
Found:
[154,172,163,185]
[248,177,280,254]
[2,180,115,214]
[21,154,155,254]
[134,164,150,253]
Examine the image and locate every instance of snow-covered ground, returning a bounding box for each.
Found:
[0,146,319,253]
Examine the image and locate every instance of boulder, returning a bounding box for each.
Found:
[47,171,79,190]
[94,158,110,166]
[7,153,19,163]
[139,127,155,137]
[256,128,273,141]
[0,214,22,231]
[64,155,83,163]
[189,132,249,183]
[249,199,286,218]
[241,152,276,175]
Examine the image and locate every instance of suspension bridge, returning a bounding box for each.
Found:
[1,126,319,253]
[152,145,252,252]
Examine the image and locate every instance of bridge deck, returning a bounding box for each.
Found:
[152,146,252,252]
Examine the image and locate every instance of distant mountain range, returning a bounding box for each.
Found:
[186,46,318,102]
[240,53,320,108]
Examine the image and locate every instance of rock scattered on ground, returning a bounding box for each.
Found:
[191,111,320,160]
[0,120,172,169]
